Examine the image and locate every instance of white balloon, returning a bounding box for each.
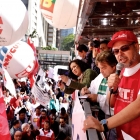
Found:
[40,0,79,29]
[0,41,36,78]
[0,0,29,46]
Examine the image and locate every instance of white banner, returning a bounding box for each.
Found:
[72,90,87,140]
[31,68,51,106]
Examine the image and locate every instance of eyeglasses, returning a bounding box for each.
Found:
[112,43,134,55]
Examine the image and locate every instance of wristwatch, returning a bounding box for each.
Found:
[100,119,109,132]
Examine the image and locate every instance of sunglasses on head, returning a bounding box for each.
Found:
[112,42,134,55]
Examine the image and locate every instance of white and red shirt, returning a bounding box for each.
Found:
[115,63,140,140]
[31,112,41,129]
[36,129,55,140]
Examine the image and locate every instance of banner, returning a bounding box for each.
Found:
[31,68,51,106]
[72,90,87,140]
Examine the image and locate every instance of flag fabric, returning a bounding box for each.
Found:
[31,68,51,107]
[0,84,11,140]
[27,37,39,87]
[72,90,87,140]
[2,68,16,97]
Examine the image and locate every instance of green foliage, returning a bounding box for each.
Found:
[61,34,74,51]
[42,45,57,50]
[52,0,56,4]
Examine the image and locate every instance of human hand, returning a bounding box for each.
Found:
[81,86,90,95]
[87,94,98,102]
[107,73,121,91]
[83,116,104,132]
[60,75,69,83]
[57,81,65,91]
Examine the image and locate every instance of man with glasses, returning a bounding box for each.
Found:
[83,30,140,140]
[56,117,71,140]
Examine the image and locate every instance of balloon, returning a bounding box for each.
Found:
[0,0,29,46]
[0,41,36,79]
[40,0,80,29]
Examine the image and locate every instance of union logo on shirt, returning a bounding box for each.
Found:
[117,87,134,103]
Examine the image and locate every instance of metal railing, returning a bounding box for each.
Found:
[80,98,106,140]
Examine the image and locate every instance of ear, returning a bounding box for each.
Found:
[134,43,139,53]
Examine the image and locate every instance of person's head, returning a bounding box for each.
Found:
[61,107,66,115]
[14,131,22,140]
[44,121,50,130]
[56,88,61,94]
[96,51,117,78]
[59,97,63,102]
[13,120,20,129]
[68,59,90,77]
[59,117,66,127]
[108,30,139,68]
[77,44,88,59]
[51,94,56,99]
[88,40,100,51]
[51,108,57,116]
[21,123,30,132]
[35,106,41,115]
[5,89,10,97]
[19,109,26,121]
[41,110,47,119]
[100,40,110,52]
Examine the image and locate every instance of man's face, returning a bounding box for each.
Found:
[36,108,41,114]
[78,51,85,59]
[41,112,46,119]
[100,43,109,52]
[44,122,49,130]
[98,62,116,78]
[19,113,25,120]
[60,118,65,127]
[112,41,139,68]
[14,131,22,140]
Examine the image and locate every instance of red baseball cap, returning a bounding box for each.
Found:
[108,30,138,47]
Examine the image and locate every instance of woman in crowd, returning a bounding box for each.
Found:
[58,59,97,94]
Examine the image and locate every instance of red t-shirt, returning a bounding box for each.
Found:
[36,129,55,140]
[114,65,140,140]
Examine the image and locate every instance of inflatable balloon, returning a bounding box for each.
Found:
[0,41,36,79]
[40,0,80,29]
[0,0,29,46]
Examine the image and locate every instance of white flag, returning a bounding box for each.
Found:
[2,68,16,97]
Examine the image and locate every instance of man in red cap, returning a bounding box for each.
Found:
[83,30,140,140]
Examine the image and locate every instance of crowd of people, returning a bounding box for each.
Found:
[2,77,72,140]
[2,30,140,140]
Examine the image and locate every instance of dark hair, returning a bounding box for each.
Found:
[51,109,57,114]
[19,108,26,115]
[89,40,100,48]
[77,44,88,52]
[95,51,117,67]
[13,120,19,126]
[41,110,47,114]
[100,40,110,45]
[68,59,90,79]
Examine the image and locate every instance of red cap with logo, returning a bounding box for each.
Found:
[108,30,138,47]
